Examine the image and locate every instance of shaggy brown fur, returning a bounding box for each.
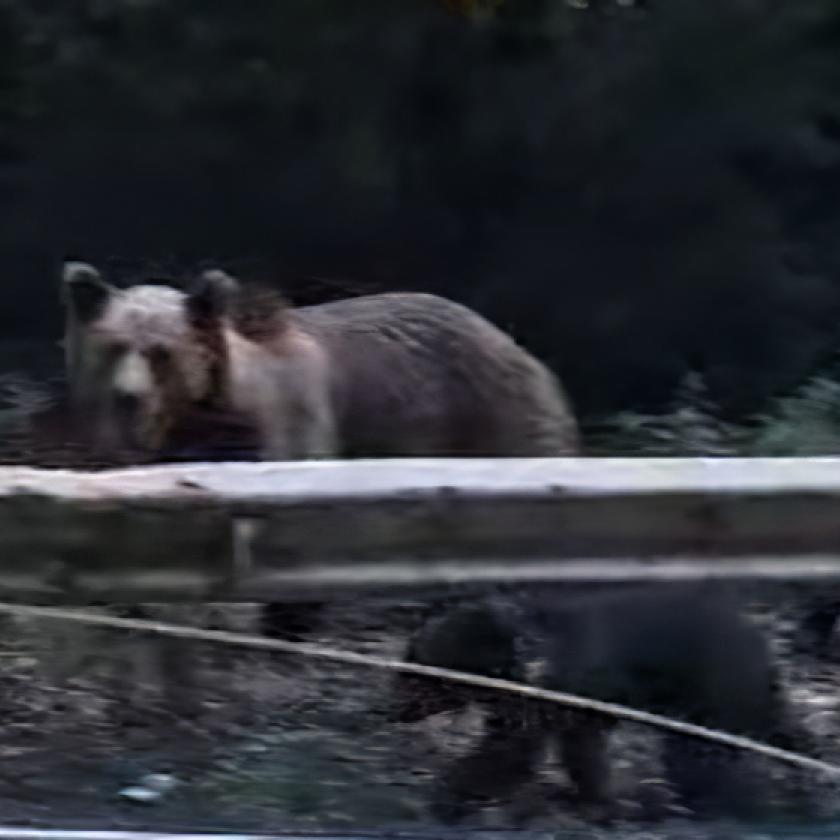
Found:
[228,283,291,345]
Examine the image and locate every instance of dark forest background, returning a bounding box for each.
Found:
[3,0,840,425]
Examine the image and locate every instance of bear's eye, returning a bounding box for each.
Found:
[147,345,172,366]
[106,341,128,361]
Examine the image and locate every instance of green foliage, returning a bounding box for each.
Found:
[746,377,840,456]
[588,372,744,456]
[592,370,840,457]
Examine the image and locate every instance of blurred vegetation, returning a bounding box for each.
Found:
[588,369,840,457]
[3,1,840,419]
[587,372,744,456]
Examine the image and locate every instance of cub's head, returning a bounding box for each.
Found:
[385,606,521,724]
[61,261,239,457]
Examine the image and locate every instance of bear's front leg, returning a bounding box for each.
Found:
[292,392,338,460]
[257,394,337,461]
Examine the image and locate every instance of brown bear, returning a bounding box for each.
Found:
[385,586,818,823]
[61,261,580,463]
[60,260,581,642]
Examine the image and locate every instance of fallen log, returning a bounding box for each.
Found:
[0,457,838,602]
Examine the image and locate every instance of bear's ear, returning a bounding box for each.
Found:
[186,269,239,325]
[61,261,114,323]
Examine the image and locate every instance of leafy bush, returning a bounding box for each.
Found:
[586,372,743,456]
[746,376,840,456]
[591,370,840,457]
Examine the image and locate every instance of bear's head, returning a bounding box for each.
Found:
[61,261,239,458]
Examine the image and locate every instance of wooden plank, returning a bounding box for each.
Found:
[0,457,839,602]
[0,821,823,840]
[0,831,455,840]
[0,831,554,840]
[0,832,287,840]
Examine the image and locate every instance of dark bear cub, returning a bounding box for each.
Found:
[386,585,818,823]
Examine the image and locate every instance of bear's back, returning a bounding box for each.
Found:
[540,585,782,734]
[289,292,579,457]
